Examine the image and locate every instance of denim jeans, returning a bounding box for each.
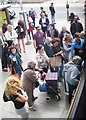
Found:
[68,83,77,104]
[51,14,55,23]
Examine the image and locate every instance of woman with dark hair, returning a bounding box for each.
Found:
[15,20,26,53]
[47,23,59,39]
[36,44,49,73]
[8,46,23,77]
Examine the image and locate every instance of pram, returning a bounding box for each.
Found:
[45,72,61,100]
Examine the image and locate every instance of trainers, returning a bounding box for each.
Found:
[32,97,38,101]
[29,107,36,111]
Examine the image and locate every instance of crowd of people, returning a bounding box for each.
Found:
[1,3,86,118]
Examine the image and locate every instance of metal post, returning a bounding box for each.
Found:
[19,0,31,45]
[66,0,69,21]
[84,0,86,33]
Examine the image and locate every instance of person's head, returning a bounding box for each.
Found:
[74,33,80,42]
[62,26,67,33]
[74,16,78,22]
[35,26,41,32]
[31,8,33,11]
[40,7,43,10]
[50,24,55,30]
[41,12,46,18]
[5,76,21,98]
[45,37,52,45]
[9,46,18,54]
[27,61,36,70]
[4,19,8,25]
[51,3,54,6]
[80,31,85,39]
[63,34,72,44]
[72,56,81,65]
[18,20,24,28]
[52,38,60,47]
[7,24,12,32]
[36,44,44,53]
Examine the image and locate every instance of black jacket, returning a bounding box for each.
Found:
[70,21,83,36]
[49,6,55,15]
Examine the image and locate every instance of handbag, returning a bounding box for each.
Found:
[39,83,47,92]
[9,65,21,80]
[49,55,62,67]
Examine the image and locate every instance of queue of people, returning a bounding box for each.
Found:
[1,4,86,119]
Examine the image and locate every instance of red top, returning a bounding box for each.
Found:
[27,22,34,32]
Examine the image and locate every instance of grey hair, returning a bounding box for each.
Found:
[72,56,81,64]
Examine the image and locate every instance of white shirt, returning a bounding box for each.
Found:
[5,29,18,45]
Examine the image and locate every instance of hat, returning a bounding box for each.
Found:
[27,61,36,68]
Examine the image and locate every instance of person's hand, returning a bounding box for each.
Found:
[13,57,16,62]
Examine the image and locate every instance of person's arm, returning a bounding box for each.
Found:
[15,92,28,102]
[29,71,38,83]
[63,42,71,51]
[33,40,37,49]
[55,50,63,56]
[70,67,80,83]
[70,42,75,59]
[11,30,18,42]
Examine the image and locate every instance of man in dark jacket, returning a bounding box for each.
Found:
[49,3,55,24]
[70,16,83,37]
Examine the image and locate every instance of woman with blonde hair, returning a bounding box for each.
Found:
[3,76,29,118]
[3,76,28,109]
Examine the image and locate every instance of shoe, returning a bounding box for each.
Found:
[29,107,36,111]
[32,97,38,101]
[23,50,25,53]
[2,68,8,72]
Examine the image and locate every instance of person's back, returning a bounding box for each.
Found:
[64,61,79,86]
[22,68,37,89]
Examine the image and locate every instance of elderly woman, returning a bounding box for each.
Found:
[22,61,38,111]
[44,37,54,57]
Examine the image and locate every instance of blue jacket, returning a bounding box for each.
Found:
[44,43,54,57]
[71,38,84,58]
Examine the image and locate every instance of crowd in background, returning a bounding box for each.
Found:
[1,2,86,117]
